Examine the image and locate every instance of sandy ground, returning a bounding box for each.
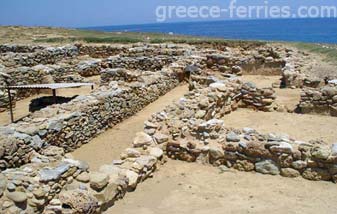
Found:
[71,84,189,171]
[0,76,100,125]
[222,108,337,144]
[107,160,337,214]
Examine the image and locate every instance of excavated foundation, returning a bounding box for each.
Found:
[0,43,336,214]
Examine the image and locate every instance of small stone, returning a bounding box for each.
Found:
[269,142,293,154]
[76,172,90,183]
[291,160,307,170]
[302,168,331,181]
[133,132,154,147]
[255,160,280,175]
[311,147,330,160]
[243,127,255,134]
[218,165,230,173]
[125,170,138,189]
[33,188,45,198]
[195,110,206,119]
[7,183,16,191]
[149,147,164,158]
[6,191,27,203]
[90,172,109,191]
[153,133,169,144]
[331,144,337,156]
[124,148,141,158]
[226,132,240,142]
[280,168,300,178]
[209,144,224,160]
[39,163,70,182]
[234,160,255,171]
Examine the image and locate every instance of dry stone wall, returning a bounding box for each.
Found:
[140,79,337,183]
[0,46,79,67]
[0,66,180,171]
[299,84,337,116]
[0,42,336,214]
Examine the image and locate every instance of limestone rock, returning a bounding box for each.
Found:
[90,172,109,191]
[133,132,154,147]
[255,160,280,175]
[39,163,70,182]
[153,133,169,144]
[76,172,90,183]
[302,168,331,181]
[311,147,330,160]
[209,145,224,160]
[6,191,27,203]
[149,147,163,158]
[234,160,255,171]
[280,168,300,178]
[125,170,139,189]
[226,132,240,142]
[332,144,337,156]
[59,190,98,214]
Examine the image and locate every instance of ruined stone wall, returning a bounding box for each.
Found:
[204,47,285,76]
[0,67,180,171]
[0,64,86,112]
[0,44,46,53]
[104,56,176,71]
[0,46,79,67]
[139,80,337,183]
[299,85,337,116]
[240,82,277,112]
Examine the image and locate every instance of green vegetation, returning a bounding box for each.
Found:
[293,42,337,64]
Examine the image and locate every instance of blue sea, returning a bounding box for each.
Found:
[84,18,337,44]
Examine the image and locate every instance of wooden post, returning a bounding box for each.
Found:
[52,89,57,104]
[6,87,14,123]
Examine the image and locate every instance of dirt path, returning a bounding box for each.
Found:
[107,160,337,214]
[71,84,188,171]
[222,108,337,144]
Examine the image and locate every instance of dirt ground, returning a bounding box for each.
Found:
[71,84,189,171]
[107,160,337,214]
[0,76,100,125]
[222,108,337,144]
[226,75,336,144]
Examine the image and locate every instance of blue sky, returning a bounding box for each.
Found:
[0,0,336,27]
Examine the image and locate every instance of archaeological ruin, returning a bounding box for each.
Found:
[0,42,336,213]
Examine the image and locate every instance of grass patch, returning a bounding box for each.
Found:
[293,42,337,65]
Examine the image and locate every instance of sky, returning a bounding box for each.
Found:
[0,0,336,28]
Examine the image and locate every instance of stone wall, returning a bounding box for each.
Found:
[103,56,176,71]
[240,82,277,112]
[138,79,337,183]
[0,44,46,53]
[0,64,86,112]
[0,66,180,171]
[0,46,79,67]
[299,84,337,116]
[204,47,285,76]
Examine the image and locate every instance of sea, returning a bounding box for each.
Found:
[84,18,337,44]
